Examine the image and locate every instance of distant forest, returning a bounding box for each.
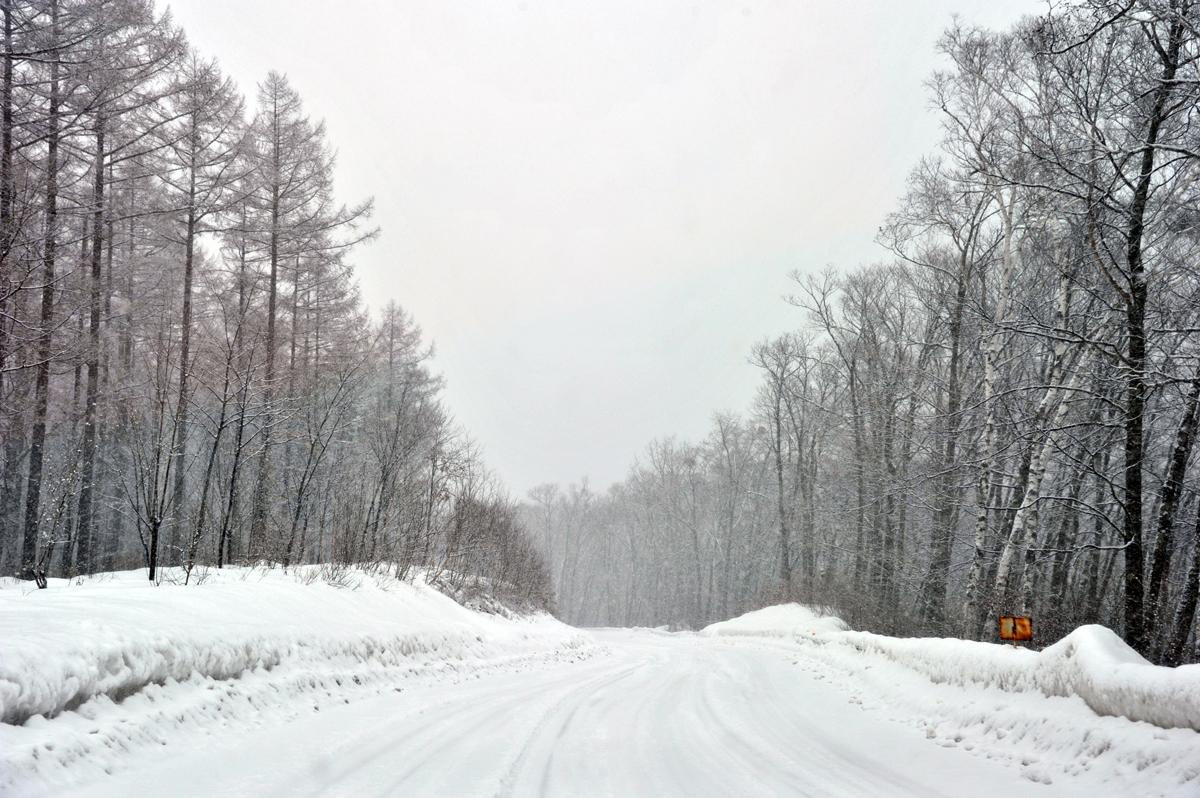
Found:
[3,0,1199,666]
[525,0,1200,665]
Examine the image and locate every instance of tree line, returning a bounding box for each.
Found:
[0,0,552,609]
[524,0,1200,664]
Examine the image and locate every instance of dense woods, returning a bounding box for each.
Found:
[3,0,1199,664]
[0,0,551,608]
[526,0,1200,663]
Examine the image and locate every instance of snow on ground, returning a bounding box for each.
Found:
[0,566,596,795]
[4,580,1198,797]
[703,604,1200,794]
[702,602,851,638]
[8,629,1096,798]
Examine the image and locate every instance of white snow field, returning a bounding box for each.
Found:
[0,566,595,795]
[2,578,1198,797]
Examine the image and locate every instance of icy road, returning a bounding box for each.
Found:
[65,629,1082,798]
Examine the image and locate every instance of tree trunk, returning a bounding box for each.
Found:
[922,274,965,630]
[249,138,281,557]
[20,0,59,576]
[1119,16,1183,654]
[1163,499,1200,667]
[0,0,15,561]
[773,391,792,597]
[168,197,197,563]
[74,110,105,576]
[1145,366,1200,646]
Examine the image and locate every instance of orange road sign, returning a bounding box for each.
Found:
[998,615,1032,641]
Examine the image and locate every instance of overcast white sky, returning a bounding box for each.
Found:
[167,0,1041,497]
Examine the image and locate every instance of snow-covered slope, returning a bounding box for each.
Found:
[0,566,596,794]
[5,588,1199,797]
[702,602,851,638]
[702,603,1200,731]
[702,604,1200,793]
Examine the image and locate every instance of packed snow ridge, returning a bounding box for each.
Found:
[702,604,1200,732]
[5,575,1199,796]
[0,566,591,726]
[701,605,1200,793]
[0,565,596,792]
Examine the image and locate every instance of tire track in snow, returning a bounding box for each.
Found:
[58,629,1104,797]
[496,660,645,797]
[287,656,619,797]
[381,655,643,796]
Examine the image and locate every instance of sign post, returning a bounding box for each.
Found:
[998,615,1032,645]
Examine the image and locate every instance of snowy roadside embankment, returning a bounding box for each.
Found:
[703,604,1200,795]
[0,566,596,794]
[702,604,1200,731]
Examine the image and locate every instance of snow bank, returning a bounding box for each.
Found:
[1,566,598,794]
[703,604,1200,794]
[702,603,850,638]
[0,566,593,727]
[701,604,1200,732]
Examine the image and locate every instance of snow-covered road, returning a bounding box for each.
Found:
[63,629,1079,798]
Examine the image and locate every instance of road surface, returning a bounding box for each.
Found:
[68,629,1069,797]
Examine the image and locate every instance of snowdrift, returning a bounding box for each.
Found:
[702,603,851,638]
[0,566,593,726]
[702,604,1200,732]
